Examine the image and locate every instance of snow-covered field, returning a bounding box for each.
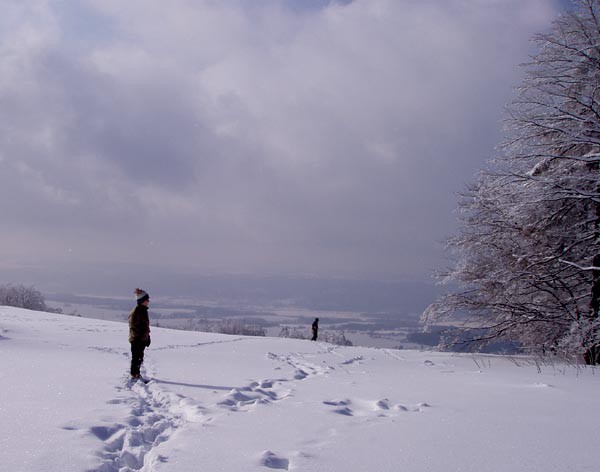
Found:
[1,307,598,472]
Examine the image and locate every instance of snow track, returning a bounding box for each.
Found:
[89,345,326,470]
[80,335,592,472]
[90,345,356,471]
[90,377,188,472]
[217,379,293,412]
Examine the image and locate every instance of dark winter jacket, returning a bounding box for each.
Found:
[312,319,319,333]
[129,305,150,344]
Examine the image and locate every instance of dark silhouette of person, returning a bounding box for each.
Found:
[311,317,319,341]
[129,288,151,381]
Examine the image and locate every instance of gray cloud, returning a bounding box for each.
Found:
[0,0,560,288]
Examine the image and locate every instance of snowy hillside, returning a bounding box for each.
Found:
[1,307,598,472]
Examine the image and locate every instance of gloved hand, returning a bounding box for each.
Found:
[146,336,151,347]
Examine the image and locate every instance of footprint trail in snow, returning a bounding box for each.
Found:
[89,344,431,471]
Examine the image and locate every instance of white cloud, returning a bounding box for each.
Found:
[0,0,559,281]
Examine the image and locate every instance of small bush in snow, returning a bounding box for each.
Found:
[278,326,307,340]
[320,331,353,346]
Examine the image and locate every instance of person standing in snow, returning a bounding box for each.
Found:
[129,288,151,381]
[311,317,319,341]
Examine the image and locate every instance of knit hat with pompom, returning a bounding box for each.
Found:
[134,288,149,305]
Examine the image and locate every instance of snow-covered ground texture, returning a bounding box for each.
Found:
[1,307,598,472]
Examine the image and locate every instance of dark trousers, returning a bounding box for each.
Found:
[130,340,146,376]
[311,330,318,341]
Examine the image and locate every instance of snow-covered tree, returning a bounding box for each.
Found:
[0,284,61,313]
[423,0,600,363]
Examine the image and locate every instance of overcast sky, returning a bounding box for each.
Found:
[0,0,569,294]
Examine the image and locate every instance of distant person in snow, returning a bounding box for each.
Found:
[311,317,319,341]
[129,288,151,381]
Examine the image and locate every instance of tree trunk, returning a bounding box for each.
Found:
[584,253,600,365]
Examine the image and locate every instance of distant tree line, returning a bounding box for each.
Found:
[184,318,267,337]
[423,0,600,364]
[0,284,62,313]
